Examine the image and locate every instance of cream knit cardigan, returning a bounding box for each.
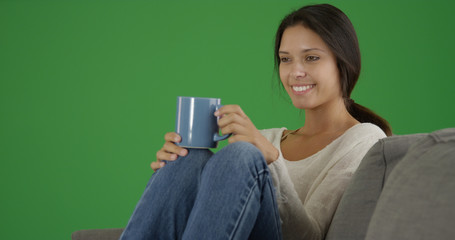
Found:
[260,123,386,240]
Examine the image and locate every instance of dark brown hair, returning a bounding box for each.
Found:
[274,4,392,136]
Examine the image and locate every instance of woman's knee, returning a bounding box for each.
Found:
[223,141,263,159]
[159,149,213,175]
[206,141,267,172]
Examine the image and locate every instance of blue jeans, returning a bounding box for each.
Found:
[120,142,282,240]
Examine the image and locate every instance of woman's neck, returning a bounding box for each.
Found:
[299,98,359,136]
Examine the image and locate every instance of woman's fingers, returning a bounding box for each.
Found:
[227,134,250,144]
[161,132,187,156]
[163,141,188,157]
[220,122,247,136]
[157,143,187,161]
[214,104,246,118]
[216,106,253,137]
[217,111,247,128]
[215,105,279,164]
[152,132,188,171]
[164,132,181,143]
[156,148,178,161]
[151,160,165,171]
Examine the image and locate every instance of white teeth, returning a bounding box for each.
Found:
[292,85,314,92]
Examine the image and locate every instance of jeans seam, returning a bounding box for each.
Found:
[266,177,282,238]
[229,169,267,240]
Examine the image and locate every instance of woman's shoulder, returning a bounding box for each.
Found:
[330,123,386,154]
[259,127,287,134]
[259,127,287,143]
[320,123,386,168]
[343,123,386,140]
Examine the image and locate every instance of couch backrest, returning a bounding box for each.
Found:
[325,133,426,240]
[364,128,455,240]
[326,128,455,240]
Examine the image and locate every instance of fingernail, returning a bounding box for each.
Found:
[170,154,177,160]
[214,110,219,116]
[180,149,187,156]
[160,162,165,167]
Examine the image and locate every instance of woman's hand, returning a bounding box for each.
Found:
[152,132,188,171]
[215,105,279,164]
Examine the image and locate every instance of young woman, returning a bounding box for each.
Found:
[120,4,391,240]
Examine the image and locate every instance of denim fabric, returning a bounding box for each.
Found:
[120,142,282,240]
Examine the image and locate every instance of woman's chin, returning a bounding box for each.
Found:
[292,101,311,110]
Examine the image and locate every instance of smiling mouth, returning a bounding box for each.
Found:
[292,84,315,93]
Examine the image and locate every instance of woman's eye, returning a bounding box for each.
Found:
[280,57,290,63]
[306,56,320,62]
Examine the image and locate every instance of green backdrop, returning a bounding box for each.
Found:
[1,0,454,239]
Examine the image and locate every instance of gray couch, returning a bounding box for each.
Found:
[72,128,455,240]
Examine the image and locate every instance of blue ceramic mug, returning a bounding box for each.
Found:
[175,96,231,149]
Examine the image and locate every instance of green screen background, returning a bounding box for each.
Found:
[1,0,454,239]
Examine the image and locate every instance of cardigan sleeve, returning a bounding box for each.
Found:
[301,137,382,239]
[268,155,323,240]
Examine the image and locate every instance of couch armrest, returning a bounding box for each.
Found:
[72,228,124,240]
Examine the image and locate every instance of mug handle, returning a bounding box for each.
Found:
[213,104,231,142]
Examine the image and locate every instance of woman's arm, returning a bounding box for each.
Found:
[269,157,323,240]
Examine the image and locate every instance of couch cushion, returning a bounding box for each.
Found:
[325,133,426,240]
[365,128,455,240]
[72,228,124,240]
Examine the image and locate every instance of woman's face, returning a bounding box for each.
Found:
[279,24,342,110]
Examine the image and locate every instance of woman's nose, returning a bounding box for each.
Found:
[290,63,307,79]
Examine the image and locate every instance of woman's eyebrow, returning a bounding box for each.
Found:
[303,48,325,53]
[279,48,325,54]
